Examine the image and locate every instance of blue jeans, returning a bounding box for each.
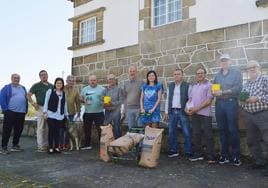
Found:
[215,99,240,159]
[104,109,121,139]
[168,109,192,154]
[127,108,140,130]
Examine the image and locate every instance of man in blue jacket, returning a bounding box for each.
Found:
[0,74,28,154]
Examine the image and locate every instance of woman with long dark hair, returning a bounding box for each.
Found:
[43,77,68,154]
[140,70,162,128]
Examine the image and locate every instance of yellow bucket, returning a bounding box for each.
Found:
[212,84,220,92]
[104,96,111,104]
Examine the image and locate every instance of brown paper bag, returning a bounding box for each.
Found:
[100,124,114,162]
[108,133,144,155]
[139,126,164,168]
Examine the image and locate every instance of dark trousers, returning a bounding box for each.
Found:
[244,110,268,165]
[83,112,104,146]
[2,110,25,148]
[191,114,215,159]
[47,118,62,149]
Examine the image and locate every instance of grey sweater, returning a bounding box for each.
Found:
[123,79,143,110]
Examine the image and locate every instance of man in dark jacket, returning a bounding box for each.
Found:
[0,74,28,154]
[164,68,192,158]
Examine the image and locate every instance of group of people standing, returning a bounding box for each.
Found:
[0,54,267,176]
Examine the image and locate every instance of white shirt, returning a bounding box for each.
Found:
[164,83,192,113]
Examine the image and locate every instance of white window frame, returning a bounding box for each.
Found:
[79,17,96,44]
[151,0,182,27]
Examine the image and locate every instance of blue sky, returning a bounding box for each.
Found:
[0,0,73,89]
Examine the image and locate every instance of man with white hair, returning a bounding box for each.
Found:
[241,60,268,176]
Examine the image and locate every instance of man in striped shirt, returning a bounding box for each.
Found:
[241,60,268,176]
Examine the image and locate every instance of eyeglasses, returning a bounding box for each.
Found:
[108,78,115,80]
[246,66,258,70]
[196,72,205,75]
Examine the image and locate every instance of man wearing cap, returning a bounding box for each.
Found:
[103,74,123,139]
[241,61,268,176]
[213,54,243,166]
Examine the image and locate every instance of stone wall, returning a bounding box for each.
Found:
[72,18,268,90]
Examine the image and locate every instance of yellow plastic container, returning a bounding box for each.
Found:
[104,96,111,104]
[212,84,221,92]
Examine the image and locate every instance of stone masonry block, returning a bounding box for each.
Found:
[141,41,161,54]
[182,0,196,7]
[130,55,142,63]
[246,49,268,62]
[84,53,97,64]
[158,55,175,65]
[73,56,83,66]
[116,45,140,58]
[92,70,108,79]
[149,53,162,58]
[88,64,95,71]
[264,19,268,34]
[179,62,191,69]
[105,50,116,61]
[118,58,129,66]
[109,66,124,76]
[138,67,150,79]
[141,59,157,66]
[164,64,180,77]
[184,63,204,76]
[238,36,264,46]
[96,62,104,69]
[72,66,80,76]
[155,66,164,77]
[192,50,214,63]
[187,29,224,46]
[182,7,189,19]
[139,18,196,42]
[250,21,262,37]
[225,24,249,40]
[183,46,197,53]
[139,8,150,20]
[207,40,237,50]
[220,47,245,59]
[98,52,104,61]
[176,54,190,62]
[105,60,118,69]
[80,65,89,76]
[161,36,186,51]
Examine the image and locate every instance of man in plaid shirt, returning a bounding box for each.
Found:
[241,60,268,176]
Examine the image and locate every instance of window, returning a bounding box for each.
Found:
[153,0,182,27]
[79,17,96,44]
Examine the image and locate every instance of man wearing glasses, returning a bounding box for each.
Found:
[28,70,53,152]
[241,61,268,176]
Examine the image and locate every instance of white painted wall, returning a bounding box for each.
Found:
[73,0,139,57]
[190,0,268,32]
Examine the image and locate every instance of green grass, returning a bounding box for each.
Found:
[0,171,51,188]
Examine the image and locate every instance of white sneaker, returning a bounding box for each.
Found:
[80,145,92,150]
